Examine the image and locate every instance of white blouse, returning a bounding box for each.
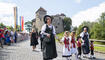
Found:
[80,32,89,38]
[41,24,56,35]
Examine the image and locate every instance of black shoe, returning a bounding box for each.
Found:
[93,57,96,59]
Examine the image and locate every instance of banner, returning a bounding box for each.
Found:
[21,16,24,31]
[20,16,21,31]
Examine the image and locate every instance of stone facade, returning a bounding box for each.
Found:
[52,15,65,33]
[32,7,65,33]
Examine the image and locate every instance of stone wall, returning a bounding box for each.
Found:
[52,16,64,33]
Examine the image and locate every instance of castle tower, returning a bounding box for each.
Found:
[35,7,47,32]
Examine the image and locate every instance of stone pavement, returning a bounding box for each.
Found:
[0,39,105,60]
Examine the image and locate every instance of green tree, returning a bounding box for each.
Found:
[91,13,105,40]
[73,26,77,32]
[25,21,32,32]
[6,26,13,30]
[63,17,72,31]
[0,23,6,28]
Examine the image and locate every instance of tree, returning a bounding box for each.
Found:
[25,21,32,32]
[63,17,72,31]
[6,26,13,30]
[90,13,105,40]
[0,23,6,28]
[73,26,77,32]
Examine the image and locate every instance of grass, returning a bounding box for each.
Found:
[94,46,105,53]
[56,32,64,39]
[94,41,105,45]
[94,42,105,53]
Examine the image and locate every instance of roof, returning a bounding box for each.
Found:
[36,7,46,13]
[60,13,66,16]
[32,18,36,22]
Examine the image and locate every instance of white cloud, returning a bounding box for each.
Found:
[0,2,16,27]
[71,2,105,27]
[75,0,82,3]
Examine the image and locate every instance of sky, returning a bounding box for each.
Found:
[0,0,105,27]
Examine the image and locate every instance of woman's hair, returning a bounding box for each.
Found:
[70,31,76,37]
[64,31,69,36]
[44,15,53,24]
[5,31,8,35]
[32,29,35,32]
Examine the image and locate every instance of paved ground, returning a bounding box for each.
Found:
[0,39,105,60]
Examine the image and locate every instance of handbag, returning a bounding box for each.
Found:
[43,36,51,43]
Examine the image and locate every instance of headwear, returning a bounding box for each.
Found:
[43,15,53,24]
[77,36,81,41]
[82,26,89,32]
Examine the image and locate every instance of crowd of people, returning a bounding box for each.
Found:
[30,15,96,60]
[57,30,95,60]
[0,28,18,48]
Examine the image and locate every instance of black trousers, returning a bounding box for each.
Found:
[91,50,94,55]
[14,37,17,43]
[40,38,43,50]
[78,47,81,56]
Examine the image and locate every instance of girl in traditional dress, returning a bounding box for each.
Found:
[90,41,96,59]
[70,31,78,60]
[30,29,38,51]
[77,36,82,59]
[41,15,57,60]
[58,31,72,60]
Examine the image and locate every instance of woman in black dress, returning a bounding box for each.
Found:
[80,27,90,58]
[30,29,38,51]
[41,15,57,60]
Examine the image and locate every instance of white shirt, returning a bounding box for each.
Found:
[80,32,89,38]
[41,24,56,35]
[80,31,90,44]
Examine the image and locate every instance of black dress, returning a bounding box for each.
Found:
[30,32,38,46]
[82,32,90,54]
[42,25,57,59]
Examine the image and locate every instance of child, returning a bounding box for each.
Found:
[90,41,96,59]
[58,31,71,60]
[70,31,78,60]
[77,36,82,59]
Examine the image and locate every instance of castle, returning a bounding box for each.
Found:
[32,7,65,33]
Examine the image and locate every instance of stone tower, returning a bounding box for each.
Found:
[52,14,65,33]
[35,7,47,32]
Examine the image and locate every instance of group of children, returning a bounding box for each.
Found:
[57,31,95,60]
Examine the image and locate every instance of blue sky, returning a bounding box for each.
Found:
[0,0,105,27]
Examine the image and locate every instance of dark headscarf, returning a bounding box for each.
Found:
[43,15,53,24]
